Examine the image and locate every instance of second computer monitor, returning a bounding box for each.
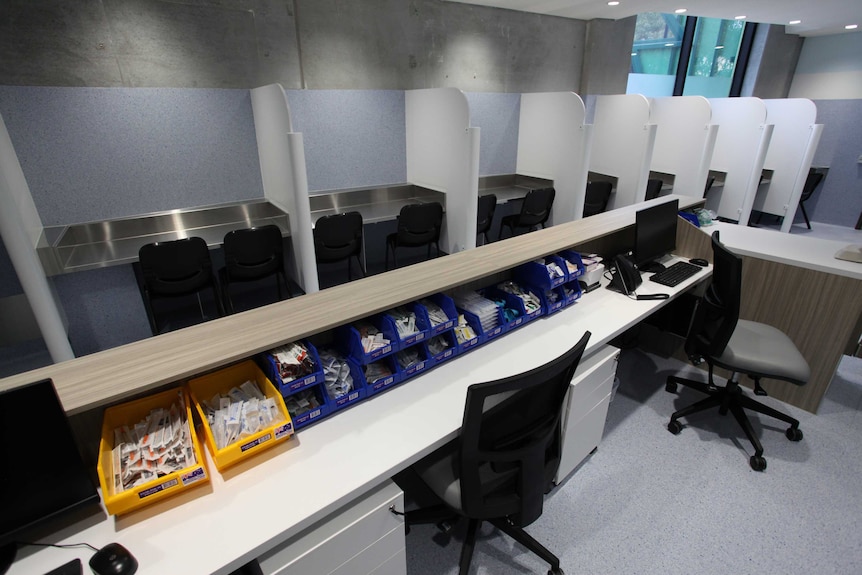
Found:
[634,199,679,272]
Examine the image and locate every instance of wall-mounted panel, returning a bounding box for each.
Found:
[286,90,407,193]
[465,92,520,177]
[0,87,264,226]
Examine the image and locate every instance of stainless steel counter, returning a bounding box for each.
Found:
[477,174,553,204]
[38,200,290,275]
[309,184,446,224]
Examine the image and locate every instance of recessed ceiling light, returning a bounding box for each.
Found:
[665,43,675,47]
[675,9,687,14]
[631,53,637,56]
[789,20,802,25]
[846,24,859,30]
[735,15,747,20]
[714,45,725,50]
[607,1,620,6]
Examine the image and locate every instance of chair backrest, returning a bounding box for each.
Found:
[800,170,824,202]
[223,225,284,281]
[314,211,364,263]
[396,202,444,247]
[457,331,591,527]
[476,194,497,236]
[685,231,742,361]
[645,179,663,201]
[515,187,555,228]
[139,236,214,296]
[704,175,716,196]
[583,181,613,217]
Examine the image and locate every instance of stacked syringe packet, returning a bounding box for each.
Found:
[200,380,285,450]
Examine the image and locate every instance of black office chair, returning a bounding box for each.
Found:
[704,175,716,197]
[314,211,366,282]
[476,194,497,246]
[665,231,808,471]
[406,331,591,575]
[385,202,444,270]
[797,170,824,230]
[582,181,612,218]
[138,236,225,335]
[498,187,555,240]
[645,178,663,201]
[219,225,291,314]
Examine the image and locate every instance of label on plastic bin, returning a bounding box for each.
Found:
[274,422,293,440]
[138,478,178,499]
[181,467,206,486]
[241,433,272,452]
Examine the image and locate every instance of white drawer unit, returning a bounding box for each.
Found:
[555,344,619,484]
[257,480,406,575]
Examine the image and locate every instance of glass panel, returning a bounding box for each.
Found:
[682,17,746,97]
[627,12,687,97]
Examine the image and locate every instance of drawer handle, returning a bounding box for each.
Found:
[388,505,405,517]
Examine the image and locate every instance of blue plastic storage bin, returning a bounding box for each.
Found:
[560,280,583,307]
[337,318,399,365]
[283,383,331,430]
[395,343,432,380]
[537,287,567,315]
[452,311,484,353]
[484,283,543,332]
[363,356,403,397]
[418,293,458,336]
[315,348,367,413]
[380,303,431,348]
[425,331,458,365]
[513,256,569,290]
[558,250,586,280]
[258,340,325,396]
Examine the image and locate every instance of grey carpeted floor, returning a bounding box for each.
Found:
[403,349,862,575]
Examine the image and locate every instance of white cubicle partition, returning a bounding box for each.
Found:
[516,92,592,223]
[706,98,774,224]
[406,88,480,254]
[250,84,319,293]
[649,96,718,198]
[0,113,73,362]
[753,99,824,232]
[590,95,656,210]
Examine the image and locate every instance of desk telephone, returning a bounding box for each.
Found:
[608,255,669,300]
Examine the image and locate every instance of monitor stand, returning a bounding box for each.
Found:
[0,542,16,575]
[640,260,666,274]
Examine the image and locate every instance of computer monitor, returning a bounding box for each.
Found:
[0,379,100,573]
[634,199,680,273]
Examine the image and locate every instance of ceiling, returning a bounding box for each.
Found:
[444,0,862,37]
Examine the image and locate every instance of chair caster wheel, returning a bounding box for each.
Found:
[750,455,767,471]
[667,420,683,435]
[665,381,678,393]
[786,427,803,441]
[548,568,565,575]
[436,520,454,534]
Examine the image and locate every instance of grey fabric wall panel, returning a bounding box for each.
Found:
[465,92,520,177]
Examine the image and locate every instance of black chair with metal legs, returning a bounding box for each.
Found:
[385,202,444,270]
[582,181,613,217]
[665,231,809,471]
[138,236,225,335]
[645,178,663,201]
[797,170,824,230]
[499,187,555,240]
[313,211,366,282]
[405,332,591,575]
[476,194,497,246]
[220,225,291,314]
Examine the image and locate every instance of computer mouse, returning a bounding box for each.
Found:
[689,258,709,267]
[89,542,138,575]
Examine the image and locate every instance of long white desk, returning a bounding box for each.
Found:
[9,258,709,575]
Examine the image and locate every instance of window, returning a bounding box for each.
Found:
[627,13,753,98]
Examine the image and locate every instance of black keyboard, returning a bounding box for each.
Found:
[649,261,702,287]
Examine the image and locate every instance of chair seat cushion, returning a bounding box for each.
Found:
[716,320,810,385]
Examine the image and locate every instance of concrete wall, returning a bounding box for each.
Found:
[581,17,638,96]
[741,24,804,99]
[0,0,586,93]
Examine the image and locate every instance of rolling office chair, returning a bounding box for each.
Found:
[582,181,613,217]
[476,194,497,246]
[645,178,663,201]
[405,332,591,575]
[313,211,366,281]
[385,202,444,270]
[665,231,808,471]
[797,170,825,230]
[498,187,555,240]
[138,236,224,335]
[220,225,291,314]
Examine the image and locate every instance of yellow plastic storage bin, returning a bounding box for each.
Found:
[97,387,209,516]
[188,360,294,472]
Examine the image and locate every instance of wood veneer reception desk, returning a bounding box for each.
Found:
[2,195,708,575]
[676,221,862,413]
